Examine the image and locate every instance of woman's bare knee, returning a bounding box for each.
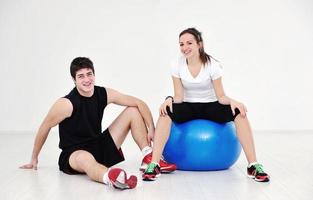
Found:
[158,114,172,124]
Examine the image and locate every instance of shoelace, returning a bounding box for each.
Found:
[160,156,168,164]
[254,163,265,173]
[108,180,114,187]
[146,163,158,173]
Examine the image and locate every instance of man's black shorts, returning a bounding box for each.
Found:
[58,128,124,175]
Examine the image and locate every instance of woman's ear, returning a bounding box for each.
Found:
[199,41,203,49]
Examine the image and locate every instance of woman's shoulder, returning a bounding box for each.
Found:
[171,56,186,69]
[205,56,222,71]
[170,56,186,77]
[206,56,223,79]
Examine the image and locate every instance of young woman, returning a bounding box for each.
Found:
[142,28,270,182]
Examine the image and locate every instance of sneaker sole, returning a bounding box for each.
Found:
[112,175,138,189]
[255,176,270,182]
[160,169,176,173]
[247,174,270,182]
[142,174,161,181]
[140,165,176,174]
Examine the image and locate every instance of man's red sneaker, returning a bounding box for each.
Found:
[108,168,137,189]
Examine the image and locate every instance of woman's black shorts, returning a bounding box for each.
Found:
[167,101,240,124]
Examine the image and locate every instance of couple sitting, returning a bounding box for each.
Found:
[20,28,270,190]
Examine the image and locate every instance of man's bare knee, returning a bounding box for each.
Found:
[124,107,140,116]
[69,150,95,172]
[126,107,145,123]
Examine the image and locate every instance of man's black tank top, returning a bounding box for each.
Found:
[58,86,107,150]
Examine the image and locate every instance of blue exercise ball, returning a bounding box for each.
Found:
[163,119,241,171]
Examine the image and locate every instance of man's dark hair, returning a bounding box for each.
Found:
[70,57,95,79]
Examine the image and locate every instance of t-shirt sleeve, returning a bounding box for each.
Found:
[210,61,223,80]
[170,59,180,78]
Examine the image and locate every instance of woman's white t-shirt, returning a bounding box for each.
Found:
[171,56,223,103]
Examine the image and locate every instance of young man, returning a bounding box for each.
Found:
[20,57,175,189]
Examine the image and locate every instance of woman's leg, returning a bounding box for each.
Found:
[234,115,270,182]
[234,115,257,164]
[142,115,173,181]
[150,115,172,163]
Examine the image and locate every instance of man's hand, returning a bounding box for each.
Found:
[19,158,38,170]
[147,128,155,146]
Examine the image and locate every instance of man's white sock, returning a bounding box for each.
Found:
[141,146,152,157]
[102,168,125,185]
[102,169,110,185]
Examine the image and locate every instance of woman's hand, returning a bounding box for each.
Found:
[159,98,173,116]
[230,100,247,117]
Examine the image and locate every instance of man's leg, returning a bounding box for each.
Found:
[109,107,175,176]
[108,107,149,151]
[69,150,137,189]
[69,150,107,182]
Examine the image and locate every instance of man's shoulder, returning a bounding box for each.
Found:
[64,87,77,99]
[57,97,73,108]
[94,86,107,97]
[94,85,105,91]
[61,88,80,110]
[93,86,108,106]
[50,97,73,118]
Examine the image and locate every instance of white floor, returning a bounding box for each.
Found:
[1,130,313,200]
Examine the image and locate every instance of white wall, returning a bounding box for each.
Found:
[1,0,313,132]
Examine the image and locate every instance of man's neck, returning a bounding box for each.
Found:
[76,87,94,97]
